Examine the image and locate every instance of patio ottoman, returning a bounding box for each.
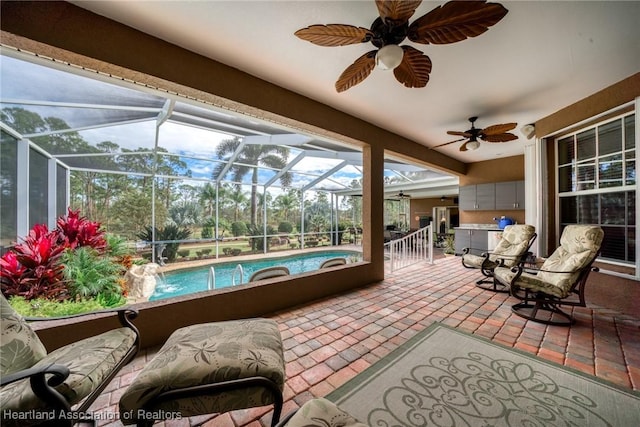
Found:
[119,318,285,426]
[276,398,368,427]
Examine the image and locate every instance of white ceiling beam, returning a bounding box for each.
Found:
[264,151,306,187]
[2,98,161,112]
[302,161,348,192]
[22,117,157,138]
[171,111,271,135]
[156,99,175,127]
[243,134,312,146]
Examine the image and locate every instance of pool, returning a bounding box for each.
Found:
[150,250,361,300]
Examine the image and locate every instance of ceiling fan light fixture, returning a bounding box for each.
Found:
[375,44,404,70]
[466,139,481,150]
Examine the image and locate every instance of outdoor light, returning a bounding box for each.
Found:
[521,123,536,139]
[375,45,404,70]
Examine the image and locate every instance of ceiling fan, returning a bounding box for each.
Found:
[433,116,518,152]
[395,190,411,199]
[294,0,508,92]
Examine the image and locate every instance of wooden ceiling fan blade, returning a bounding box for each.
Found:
[375,0,422,26]
[432,137,465,149]
[482,122,517,135]
[447,130,472,137]
[459,141,470,151]
[295,24,373,46]
[483,133,518,142]
[393,46,432,88]
[335,50,377,92]
[408,1,509,45]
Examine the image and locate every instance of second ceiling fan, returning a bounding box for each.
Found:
[434,116,518,152]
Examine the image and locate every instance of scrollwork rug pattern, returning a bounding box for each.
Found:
[328,324,640,427]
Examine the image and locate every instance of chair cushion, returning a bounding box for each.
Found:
[493,266,517,287]
[284,398,368,427]
[536,225,604,291]
[536,249,592,294]
[490,224,535,266]
[1,327,137,413]
[461,253,498,270]
[119,318,285,421]
[0,295,47,376]
[497,269,573,298]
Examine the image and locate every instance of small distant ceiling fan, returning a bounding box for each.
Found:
[294,0,508,92]
[394,190,411,199]
[433,116,518,152]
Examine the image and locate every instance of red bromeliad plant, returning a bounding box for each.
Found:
[0,209,107,300]
[1,224,68,300]
[56,208,107,252]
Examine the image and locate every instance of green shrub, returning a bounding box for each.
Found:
[60,246,124,305]
[248,224,277,251]
[278,221,293,233]
[8,296,106,317]
[231,221,248,237]
[104,234,131,258]
[177,249,190,258]
[201,225,213,239]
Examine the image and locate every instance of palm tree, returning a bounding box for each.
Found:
[199,183,217,217]
[229,185,249,222]
[214,137,291,225]
[274,190,299,223]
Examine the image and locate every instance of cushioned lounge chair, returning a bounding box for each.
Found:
[249,266,290,282]
[320,257,347,268]
[0,294,140,427]
[119,318,285,427]
[493,224,604,325]
[461,224,536,292]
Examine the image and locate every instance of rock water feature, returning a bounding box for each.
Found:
[125,263,162,302]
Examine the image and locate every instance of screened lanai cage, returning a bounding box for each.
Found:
[0,50,458,264]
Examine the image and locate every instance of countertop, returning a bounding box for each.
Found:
[455,224,503,231]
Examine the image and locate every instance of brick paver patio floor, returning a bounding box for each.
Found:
[90,256,640,426]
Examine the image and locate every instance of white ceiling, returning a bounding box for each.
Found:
[73,1,640,163]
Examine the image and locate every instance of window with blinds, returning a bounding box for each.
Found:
[557,113,635,263]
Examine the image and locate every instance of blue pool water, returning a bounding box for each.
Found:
[150,250,361,301]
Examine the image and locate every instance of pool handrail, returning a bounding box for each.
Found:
[232,264,244,285]
[208,266,216,290]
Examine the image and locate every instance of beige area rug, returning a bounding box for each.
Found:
[328,324,640,427]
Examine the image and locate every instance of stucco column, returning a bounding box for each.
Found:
[362,144,385,279]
